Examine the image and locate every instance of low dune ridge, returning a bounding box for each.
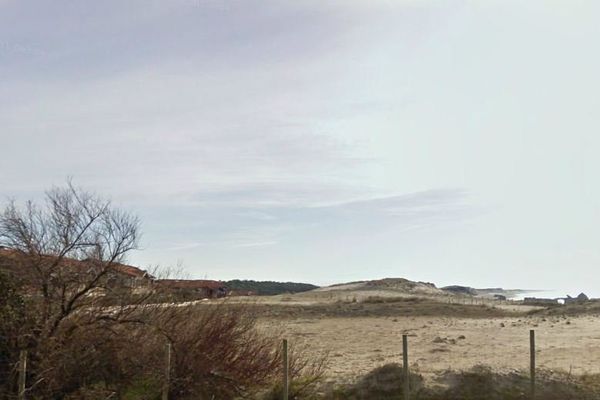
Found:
[238,277,600,386]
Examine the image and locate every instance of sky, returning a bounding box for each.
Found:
[1,0,599,296]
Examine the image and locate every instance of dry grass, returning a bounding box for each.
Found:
[241,296,518,319]
[528,299,600,317]
[259,313,600,383]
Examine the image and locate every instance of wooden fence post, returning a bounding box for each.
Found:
[162,343,171,400]
[18,350,27,400]
[403,334,409,400]
[530,330,535,399]
[283,339,289,400]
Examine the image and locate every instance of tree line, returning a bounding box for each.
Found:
[226,280,318,296]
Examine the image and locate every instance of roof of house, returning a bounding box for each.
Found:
[156,279,226,290]
[0,247,20,259]
[108,262,149,278]
[0,247,151,279]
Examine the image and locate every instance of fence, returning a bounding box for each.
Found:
[11,330,542,400]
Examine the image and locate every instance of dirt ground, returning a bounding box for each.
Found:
[258,312,600,384]
[229,281,600,384]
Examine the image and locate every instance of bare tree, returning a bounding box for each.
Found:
[0,181,140,335]
[0,181,143,397]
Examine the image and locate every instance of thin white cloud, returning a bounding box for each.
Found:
[233,241,278,248]
[150,188,477,255]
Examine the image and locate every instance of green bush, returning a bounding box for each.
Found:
[327,364,424,400]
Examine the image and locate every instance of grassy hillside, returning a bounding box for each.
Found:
[225,280,318,296]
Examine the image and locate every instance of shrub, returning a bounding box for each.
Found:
[0,271,27,398]
[151,303,325,400]
[260,344,328,400]
[320,365,600,400]
[324,363,424,400]
[430,366,600,400]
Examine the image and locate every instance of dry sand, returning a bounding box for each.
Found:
[235,280,600,384]
[259,312,600,383]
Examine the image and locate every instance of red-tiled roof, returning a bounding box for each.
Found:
[0,247,21,258]
[0,247,149,279]
[110,262,149,278]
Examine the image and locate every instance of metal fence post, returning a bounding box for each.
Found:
[283,339,289,400]
[530,330,536,399]
[162,343,171,400]
[18,350,27,400]
[403,334,409,400]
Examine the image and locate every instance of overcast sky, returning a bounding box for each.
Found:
[1,0,599,296]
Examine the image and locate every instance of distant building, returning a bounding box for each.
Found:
[105,262,154,290]
[564,293,589,304]
[0,247,154,294]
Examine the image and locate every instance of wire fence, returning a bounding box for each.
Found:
[8,330,549,400]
